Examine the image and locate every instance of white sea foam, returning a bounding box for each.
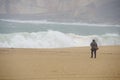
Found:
[0,30,120,48]
[0,19,120,27]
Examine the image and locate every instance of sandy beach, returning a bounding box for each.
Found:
[0,46,120,80]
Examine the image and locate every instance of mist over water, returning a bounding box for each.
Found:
[0,19,120,48]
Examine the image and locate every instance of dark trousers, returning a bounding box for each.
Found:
[91,49,96,58]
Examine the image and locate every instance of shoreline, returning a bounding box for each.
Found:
[0,45,120,49]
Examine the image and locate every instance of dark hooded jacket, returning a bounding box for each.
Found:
[90,41,98,50]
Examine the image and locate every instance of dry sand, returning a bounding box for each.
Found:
[0,46,120,80]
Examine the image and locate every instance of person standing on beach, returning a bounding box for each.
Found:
[90,39,98,58]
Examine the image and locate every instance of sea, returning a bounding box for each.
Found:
[0,19,120,48]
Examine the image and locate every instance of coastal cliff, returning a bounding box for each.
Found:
[0,0,120,24]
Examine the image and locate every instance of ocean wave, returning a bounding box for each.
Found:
[0,19,120,27]
[0,30,120,48]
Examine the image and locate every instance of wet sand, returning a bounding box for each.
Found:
[0,46,120,80]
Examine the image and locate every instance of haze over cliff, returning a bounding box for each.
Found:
[0,0,120,24]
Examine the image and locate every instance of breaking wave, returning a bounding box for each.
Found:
[0,19,120,27]
[0,30,120,48]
